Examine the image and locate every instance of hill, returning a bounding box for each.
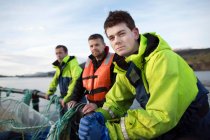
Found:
[175,48,210,71]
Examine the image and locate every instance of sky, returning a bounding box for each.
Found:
[0,0,210,75]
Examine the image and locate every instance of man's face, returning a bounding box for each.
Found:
[88,38,105,58]
[106,23,139,57]
[55,48,67,62]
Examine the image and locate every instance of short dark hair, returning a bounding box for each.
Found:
[88,34,105,44]
[104,10,136,32]
[55,45,68,53]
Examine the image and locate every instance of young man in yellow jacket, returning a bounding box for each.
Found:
[45,45,82,116]
[78,11,210,140]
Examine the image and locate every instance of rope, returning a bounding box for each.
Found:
[47,103,85,140]
[21,89,32,105]
[26,95,61,140]
[6,88,13,97]
[45,95,61,114]
[0,90,62,140]
[1,89,82,140]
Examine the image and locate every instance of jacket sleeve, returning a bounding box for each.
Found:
[63,58,82,103]
[47,70,58,95]
[98,51,198,139]
[96,72,136,120]
[69,72,86,102]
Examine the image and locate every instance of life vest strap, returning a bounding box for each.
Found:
[85,87,108,95]
[82,75,98,80]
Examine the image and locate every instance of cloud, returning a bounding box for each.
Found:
[127,0,210,48]
[0,0,210,75]
[0,54,52,75]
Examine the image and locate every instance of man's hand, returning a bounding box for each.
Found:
[67,100,77,108]
[82,103,98,114]
[60,99,65,108]
[45,94,49,100]
[79,112,109,140]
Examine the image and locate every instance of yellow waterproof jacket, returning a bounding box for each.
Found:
[96,33,198,139]
[47,55,82,103]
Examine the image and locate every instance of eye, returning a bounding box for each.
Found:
[119,32,125,37]
[109,36,114,41]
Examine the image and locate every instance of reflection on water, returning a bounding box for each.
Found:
[0,71,210,107]
[0,71,209,92]
[0,77,60,110]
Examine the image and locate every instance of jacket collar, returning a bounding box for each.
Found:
[125,34,147,69]
[125,33,171,69]
[52,55,70,67]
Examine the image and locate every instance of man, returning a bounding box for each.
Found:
[45,45,82,116]
[66,34,124,140]
[79,11,210,140]
[68,34,118,114]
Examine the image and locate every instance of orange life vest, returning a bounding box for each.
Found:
[82,52,114,102]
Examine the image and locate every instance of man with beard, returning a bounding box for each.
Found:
[68,34,119,114]
[67,34,126,139]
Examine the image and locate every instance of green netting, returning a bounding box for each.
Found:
[0,98,52,140]
[21,89,32,105]
[0,89,59,140]
[47,103,85,140]
[0,88,85,140]
[0,98,51,132]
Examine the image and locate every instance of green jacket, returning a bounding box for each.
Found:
[47,55,82,103]
[96,33,198,139]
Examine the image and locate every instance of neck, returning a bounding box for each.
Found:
[132,41,140,54]
[58,55,68,63]
[58,60,62,65]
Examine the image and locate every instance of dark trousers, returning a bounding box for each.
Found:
[69,96,87,139]
[59,106,68,117]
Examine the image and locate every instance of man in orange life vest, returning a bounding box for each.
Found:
[68,33,120,114]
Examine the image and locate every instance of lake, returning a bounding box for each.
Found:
[0,71,210,109]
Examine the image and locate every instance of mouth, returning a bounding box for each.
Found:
[92,51,99,54]
[92,51,100,56]
[116,46,125,51]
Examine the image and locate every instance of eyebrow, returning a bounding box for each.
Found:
[90,43,99,47]
[108,29,126,38]
[118,30,126,34]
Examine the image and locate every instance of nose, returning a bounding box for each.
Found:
[114,36,121,46]
[92,45,97,51]
[91,46,98,53]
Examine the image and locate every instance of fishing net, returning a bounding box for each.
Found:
[0,99,51,139]
[0,88,86,140]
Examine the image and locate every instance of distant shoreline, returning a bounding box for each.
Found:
[176,48,210,71]
[1,70,210,78]
[1,48,210,76]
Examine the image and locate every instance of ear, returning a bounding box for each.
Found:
[132,27,139,40]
